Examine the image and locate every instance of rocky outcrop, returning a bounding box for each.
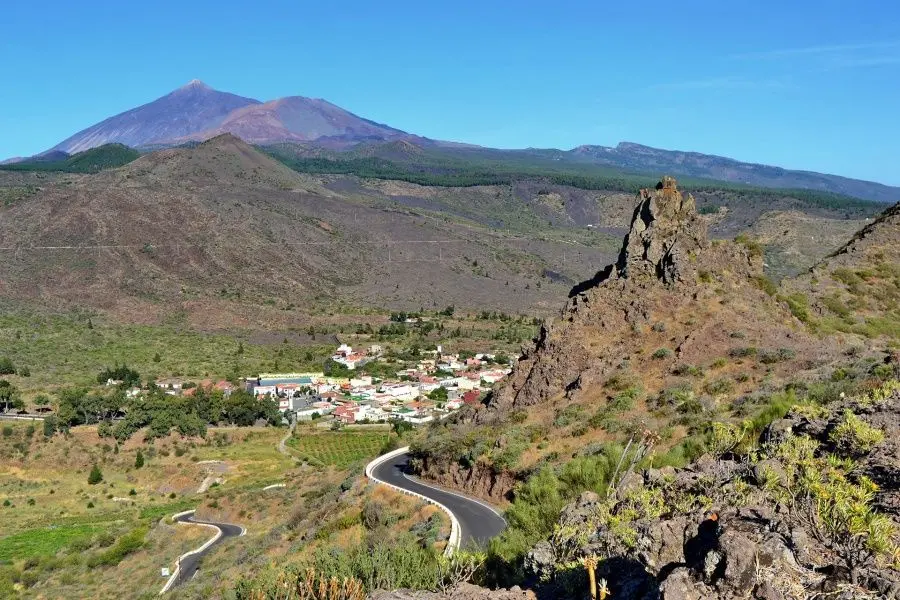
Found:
[415,456,517,503]
[520,384,900,599]
[609,175,708,287]
[478,176,785,420]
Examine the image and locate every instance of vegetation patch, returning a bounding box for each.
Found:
[287,430,391,469]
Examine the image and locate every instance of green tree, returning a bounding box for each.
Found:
[0,357,15,376]
[88,464,103,485]
[134,449,145,469]
[0,380,23,413]
[43,415,57,437]
[428,386,448,402]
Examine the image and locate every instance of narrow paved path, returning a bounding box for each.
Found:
[167,511,244,590]
[370,451,506,548]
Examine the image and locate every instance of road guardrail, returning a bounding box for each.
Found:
[365,446,460,557]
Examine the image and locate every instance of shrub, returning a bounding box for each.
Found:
[735,233,764,258]
[43,416,57,438]
[553,405,584,428]
[729,347,757,358]
[673,364,704,377]
[604,373,636,392]
[829,410,884,457]
[607,386,642,413]
[88,465,103,485]
[652,348,672,360]
[86,527,146,567]
[752,276,777,296]
[0,357,15,375]
[134,449,144,469]
[760,348,796,364]
[703,378,735,396]
[779,293,811,324]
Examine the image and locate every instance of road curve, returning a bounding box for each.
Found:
[163,511,244,592]
[370,451,507,549]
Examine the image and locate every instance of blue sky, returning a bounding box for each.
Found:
[2,0,898,184]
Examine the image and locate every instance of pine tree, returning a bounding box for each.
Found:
[134,449,144,469]
[88,464,103,485]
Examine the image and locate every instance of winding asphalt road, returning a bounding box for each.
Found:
[170,511,244,588]
[371,452,507,548]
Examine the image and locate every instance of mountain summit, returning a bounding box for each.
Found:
[48,81,410,154]
[51,81,260,153]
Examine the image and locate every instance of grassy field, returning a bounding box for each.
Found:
[286,429,391,469]
[0,302,532,400]
[0,306,337,396]
[0,523,104,562]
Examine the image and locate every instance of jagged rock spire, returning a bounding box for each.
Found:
[616,176,708,284]
[570,177,708,297]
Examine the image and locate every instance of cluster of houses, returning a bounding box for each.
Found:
[246,345,511,425]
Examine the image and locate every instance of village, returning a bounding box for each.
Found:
[150,343,512,427]
[247,344,511,426]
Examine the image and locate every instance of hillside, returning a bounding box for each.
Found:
[2,136,890,331]
[401,177,900,597]
[196,96,411,146]
[570,141,900,203]
[413,179,840,483]
[0,135,610,325]
[783,201,900,342]
[0,144,140,173]
[266,140,889,213]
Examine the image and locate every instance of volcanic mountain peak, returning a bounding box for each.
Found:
[50,82,260,154]
[181,78,210,89]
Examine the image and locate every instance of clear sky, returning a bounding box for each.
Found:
[2,0,898,184]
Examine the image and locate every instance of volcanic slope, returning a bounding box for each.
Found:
[481,177,835,420]
[410,178,868,501]
[0,135,609,323]
[782,201,900,343]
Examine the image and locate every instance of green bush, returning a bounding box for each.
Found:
[829,410,884,457]
[0,357,16,375]
[735,234,764,258]
[87,465,103,485]
[86,527,146,567]
[673,364,704,377]
[703,378,735,396]
[779,293,811,324]
[553,405,584,428]
[729,347,758,358]
[652,348,672,359]
[752,276,777,296]
[760,348,796,364]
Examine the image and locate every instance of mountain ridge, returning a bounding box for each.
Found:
[17,81,900,202]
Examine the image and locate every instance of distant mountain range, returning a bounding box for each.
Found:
[9,80,898,202]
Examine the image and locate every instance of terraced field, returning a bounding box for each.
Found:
[287,430,391,469]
